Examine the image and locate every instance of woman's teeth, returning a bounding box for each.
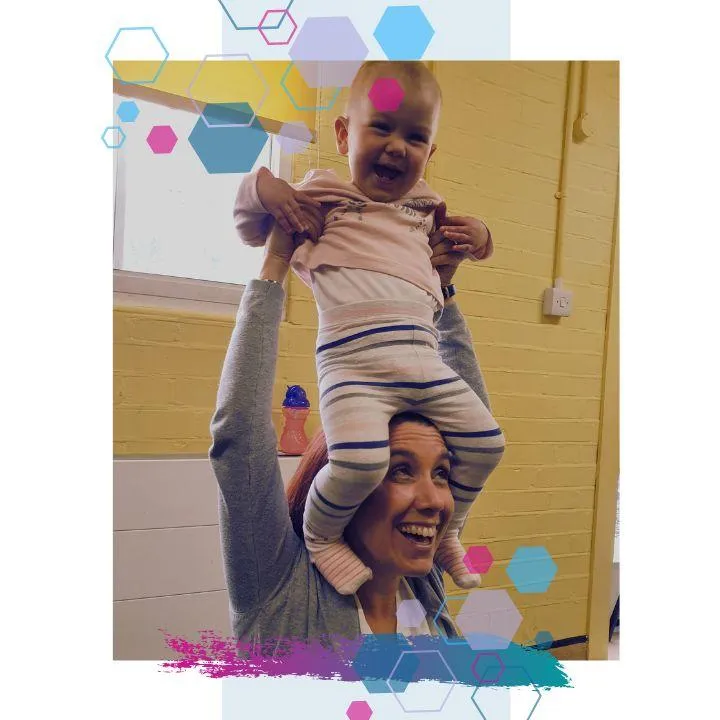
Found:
[398,524,437,538]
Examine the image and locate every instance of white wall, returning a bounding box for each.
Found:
[113,456,300,660]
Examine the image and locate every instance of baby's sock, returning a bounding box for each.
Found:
[435,529,482,589]
[309,539,373,595]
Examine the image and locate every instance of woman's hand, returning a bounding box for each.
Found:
[257,167,322,236]
[430,202,474,286]
[259,223,307,284]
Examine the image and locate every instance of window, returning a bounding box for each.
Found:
[113,94,288,314]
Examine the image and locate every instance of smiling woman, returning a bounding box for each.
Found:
[210,215,494,642]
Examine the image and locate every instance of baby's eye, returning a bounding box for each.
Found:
[409,134,428,144]
[372,122,391,133]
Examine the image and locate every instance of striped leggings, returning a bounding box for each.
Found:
[302,298,506,593]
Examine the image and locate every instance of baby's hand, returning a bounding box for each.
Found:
[435,202,493,261]
[257,167,322,236]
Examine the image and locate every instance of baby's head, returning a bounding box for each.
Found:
[335,61,442,202]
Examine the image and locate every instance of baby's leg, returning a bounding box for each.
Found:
[303,383,398,595]
[415,377,505,588]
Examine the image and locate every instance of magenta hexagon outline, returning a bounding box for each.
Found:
[470,652,505,685]
[258,8,298,46]
[387,650,457,713]
[187,53,270,129]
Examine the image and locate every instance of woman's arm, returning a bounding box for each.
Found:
[210,234,303,614]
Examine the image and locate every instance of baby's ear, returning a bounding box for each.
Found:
[334,115,350,155]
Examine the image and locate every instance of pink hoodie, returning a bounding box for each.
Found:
[234,168,492,308]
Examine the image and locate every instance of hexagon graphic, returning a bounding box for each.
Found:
[388,651,456,713]
[350,633,412,694]
[454,589,522,650]
[506,547,558,594]
[289,16,368,89]
[396,598,426,629]
[534,630,554,650]
[218,0,295,31]
[473,666,542,720]
[116,101,139,123]
[105,27,169,85]
[464,545,495,575]
[188,54,269,129]
[146,125,178,154]
[471,652,505,685]
[188,104,269,174]
[368,77,405,112]
[280,62,342,112]
[259,9,298,46]
[432,593,474,646]
[101,126,126,149]
[374,6,435,61]
[277,121,312,155]
[345,699,372,720]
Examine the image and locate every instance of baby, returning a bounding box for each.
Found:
[234,61,505,595]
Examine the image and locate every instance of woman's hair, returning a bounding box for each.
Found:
[286,412,441,539]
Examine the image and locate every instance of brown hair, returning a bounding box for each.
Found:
[346,60,443,114]
[286,412,442,539]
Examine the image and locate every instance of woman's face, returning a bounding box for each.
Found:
[345,420,455,579]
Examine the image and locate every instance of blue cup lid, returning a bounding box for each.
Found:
[283,384,310,408]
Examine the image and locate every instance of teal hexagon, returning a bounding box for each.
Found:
[280,61,341,112]
[101,126,126,149]
[350,634,412,694]
[373,6,435,60]
[105,26,169,85]
[534,630,554,650]
[188,103,268,174]
[506,546,558,594]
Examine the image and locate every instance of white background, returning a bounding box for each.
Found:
[1,0,719,718]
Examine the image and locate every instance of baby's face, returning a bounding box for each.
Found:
[336,80,440,202]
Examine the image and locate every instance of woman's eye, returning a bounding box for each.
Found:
[434,467,451,482]
[390,464,412,479]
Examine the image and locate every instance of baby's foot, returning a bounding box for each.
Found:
[435,534,482,589]
[309,541,373,595]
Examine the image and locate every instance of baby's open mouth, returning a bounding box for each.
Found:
[374,163,402,182]
[397,523,437,546]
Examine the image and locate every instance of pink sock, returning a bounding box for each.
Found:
[309,540,373,595]
[435,531,482,589]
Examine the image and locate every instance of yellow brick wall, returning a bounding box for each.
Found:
[113,62,619,645]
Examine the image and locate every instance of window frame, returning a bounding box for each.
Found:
[112,111,293,316]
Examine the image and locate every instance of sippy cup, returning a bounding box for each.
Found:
[279,385,310,455]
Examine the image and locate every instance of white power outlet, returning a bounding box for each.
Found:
[543,284,573,317]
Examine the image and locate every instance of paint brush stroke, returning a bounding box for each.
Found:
[161,631,572,689]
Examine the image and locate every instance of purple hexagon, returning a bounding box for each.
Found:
[368,77,404,112]
[464,545,494,575]
[259,9,298,46]
[396,598,426,629]
[289,16,368,88]
[455,589,522,650]
[471,652,505,685]
[346,699,372,720]
[277,121,313,155]
[146,125,178,154]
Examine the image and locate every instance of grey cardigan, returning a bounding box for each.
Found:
[209,279,492,646]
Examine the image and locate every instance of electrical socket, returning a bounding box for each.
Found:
[543,286,573,317]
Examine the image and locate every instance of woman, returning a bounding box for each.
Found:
[209,213,494,645]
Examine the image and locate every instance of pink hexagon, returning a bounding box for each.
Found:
[368,77,404,112]
[397,598,426,628]
[346,700,373,720]
[259,9,298,46]
[146,125,178,154]
[464,545,494,574]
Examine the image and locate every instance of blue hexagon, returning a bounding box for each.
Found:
[289,16,368,89]
[388,650,455,713]
[101,126,126,149]
[116,101,139,123]
[374,6,435,60]
[506,547,558,594]
[280,62,341,112]
[472,666,542,720]
[350,634,412,694]
[105,27,169,85]
[218,0,295,31]
[432,593,473,646]
[534,630,554,650]
[188,104,268,174]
